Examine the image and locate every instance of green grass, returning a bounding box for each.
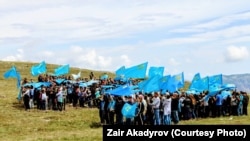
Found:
[0,61,249,141]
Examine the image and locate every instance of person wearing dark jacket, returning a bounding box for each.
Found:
[115,96,125,125]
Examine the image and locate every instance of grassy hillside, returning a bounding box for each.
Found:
[0,61,249,141]
[0,61,115,81]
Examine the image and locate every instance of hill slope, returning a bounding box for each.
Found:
[0,61,115,81]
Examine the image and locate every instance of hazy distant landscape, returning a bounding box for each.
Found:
[223,74,250,93]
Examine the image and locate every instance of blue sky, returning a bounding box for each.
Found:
[0,0,250,81]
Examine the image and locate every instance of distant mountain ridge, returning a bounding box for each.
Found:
[223,73,250,93]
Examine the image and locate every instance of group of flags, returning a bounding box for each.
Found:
[3,61,73,89]
[188,73,223,93]
[3,61,236,101]
[31,61,70,77]
[188,73,236,101]
[109,62,185,95]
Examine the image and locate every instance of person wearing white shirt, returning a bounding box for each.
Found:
[41,89,47,110]
[162,94,172,125]
[56,87,64,111]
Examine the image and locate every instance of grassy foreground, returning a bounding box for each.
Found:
[0,61,250,141]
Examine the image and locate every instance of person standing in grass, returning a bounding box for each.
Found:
[162,94,172,125]
[149,92,161,125]
[97,94,105,125]
[115,96,125,125]
[134,95,144,125]
[41,89,47,110]
[171,93,180,124]
[242,92,249,115]
[22,86,30,111]
[107,95,116,125]
[56,87,64,111]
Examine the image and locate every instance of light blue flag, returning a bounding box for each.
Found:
[32,82,51,88]
[221,84,236,91]
[42,82,51,87]
[139,75,162,93]
[31,61,47,76]
[122,102,138,118]
[208,74,223,88]
[54,64,70,76]
[167,72,184,93]
[115,66,126,76]
[17,88,22,101]
[108,85,134,96]
[148,66,164,78]
[86,79,99,86]
[138,79,148,89]
[79,82,87,88]
[55,79,65,85]
[32,82,43,89]
[4,66,19,79]
[221,90,232,99]
[123,62,148,79]
[196,76,209,92]
[205,84,223,102]
[159,75,171,93]
[3,66,21,88]
[189,73,201,91]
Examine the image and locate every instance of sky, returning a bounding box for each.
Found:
[0,0,250,81]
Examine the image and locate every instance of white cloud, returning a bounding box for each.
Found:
[1,0,250,79]
[0,26,30,38]
[120,55,131,66]
[1,0,250,43]
[2,48,24,61]
[168,58,180,66]
[41,51,54,58]
[225,46,249,62]
[191,11,250,30]
[98,56,112,68]
[60,47,114,70]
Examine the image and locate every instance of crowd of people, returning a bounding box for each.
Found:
[20,73,249,126]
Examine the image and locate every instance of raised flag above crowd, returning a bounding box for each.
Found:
[148,66,164,78]
[3,66,21,89]
[31,61,47,76]
[2,61,237,99]
[54,64,70,76]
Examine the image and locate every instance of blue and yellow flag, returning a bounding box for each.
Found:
[122,102,137,118]
[3,66,21,88]
[54,64,70,76]
[108,84,134,96]
[148,66,164,78]
[115,66,125,76]
[208,74,223,88]
[123,62,148,79]
[31,61,47,76]
[167,72,184,93]
[159,75,171,93]
[189,73,201,91]
[138,75,162,93]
